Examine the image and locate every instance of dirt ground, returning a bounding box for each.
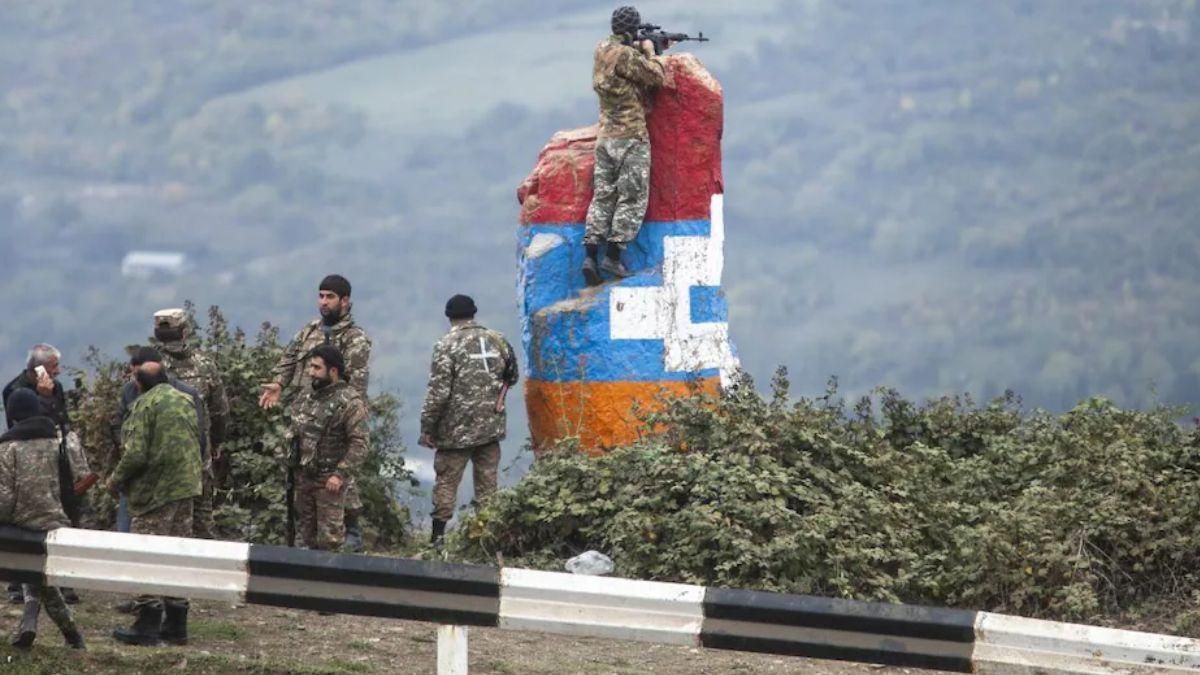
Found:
[0,590,953,674]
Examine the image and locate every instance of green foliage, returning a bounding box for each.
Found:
[457,369,1200,622]
[69,305,411,548]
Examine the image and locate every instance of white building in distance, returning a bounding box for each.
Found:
[121,251,187,279]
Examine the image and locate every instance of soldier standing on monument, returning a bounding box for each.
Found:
[419,295,518,549]
[288,345,369,552]
[0,389,86,650]
[581,5,670,286]
[259,274,372,552]
[153,308,230,540]
[108,359,202,647]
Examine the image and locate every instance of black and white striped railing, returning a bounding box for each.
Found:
[3,526,1199,673]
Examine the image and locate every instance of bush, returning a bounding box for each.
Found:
[70,305,411,548]
[456,369,1200,622]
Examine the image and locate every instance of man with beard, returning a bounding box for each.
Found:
[287,345,369,552]
[108,359,202,647]
[0,388,86,650]
[152,308,230,539]
[260,275,372,551]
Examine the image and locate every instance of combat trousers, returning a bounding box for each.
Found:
[584,137,652,246]
[432,441,500,522]
[295,473,345,551]
[192,470,216,539]
[130,499,193,612]
[19,583,77,637]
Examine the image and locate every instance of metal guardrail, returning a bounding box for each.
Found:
[3,526,1199,673]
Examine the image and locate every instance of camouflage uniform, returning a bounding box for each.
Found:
[288,380,369,550]
[420,322,518,521]
[156,309,231,540]
[584,35,667,247]
[274,313,371,518]
[0,417,80,643]
[114,381,201,613]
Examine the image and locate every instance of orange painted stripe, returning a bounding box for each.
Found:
[525,378,720,454]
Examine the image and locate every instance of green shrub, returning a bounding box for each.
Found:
[456,369,1200,622]
[70,305,411,548]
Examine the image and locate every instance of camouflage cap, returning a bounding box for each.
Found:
[153,308,188,330]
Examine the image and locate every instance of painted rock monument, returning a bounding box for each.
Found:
[517,53,738,453]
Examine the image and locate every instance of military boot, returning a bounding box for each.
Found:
[112,602,163,647]
[600,245,632,279]
[62,628,86,650]
[10,595,39,649]
[61,587,80,605]
[161,604,188,646]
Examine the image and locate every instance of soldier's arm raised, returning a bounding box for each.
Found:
[616,47,666,89]
[261,326,308,408]
[418,340,454,446]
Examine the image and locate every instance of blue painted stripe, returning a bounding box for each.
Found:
[519,220,725,382]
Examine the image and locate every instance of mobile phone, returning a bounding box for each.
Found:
[34,365,48,379]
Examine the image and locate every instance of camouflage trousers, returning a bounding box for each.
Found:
[295,473,345,551]
[432,441,500,522]
[584,137,651,246]
[131,498,193,612]
[192,470,215,539]
[19,583,78,640]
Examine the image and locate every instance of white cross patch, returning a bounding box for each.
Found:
[468,336,501,375]
[609,194,740,386]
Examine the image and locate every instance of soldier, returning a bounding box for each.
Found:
[153,308,230,540]
[581,5,671,286]
[107,359,202,647]
[419,295,518,548]
[0,389,86,650]
[3,344,85,605]
[259,274,372,552]
[288,345,369,552]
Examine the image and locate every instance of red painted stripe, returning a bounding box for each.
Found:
[518,54,723,226]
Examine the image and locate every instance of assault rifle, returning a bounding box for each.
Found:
[636,23,709,56]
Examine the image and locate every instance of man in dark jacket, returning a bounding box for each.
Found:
[0,389,85,650]
[3,344,82,605]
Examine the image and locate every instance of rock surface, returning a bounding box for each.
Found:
[517,53,737,453]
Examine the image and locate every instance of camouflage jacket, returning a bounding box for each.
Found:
[288,380,369,479]
[0,417,70,531]
[113,382,202,516]
[161,343,230,448]
[420,322,519,450]
[274,314,372,405]
[592,35,666,140]
[118,377,209,468]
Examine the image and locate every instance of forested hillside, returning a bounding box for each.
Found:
[1,0,1197,470]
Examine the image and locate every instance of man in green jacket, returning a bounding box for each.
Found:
[107,358,201,647]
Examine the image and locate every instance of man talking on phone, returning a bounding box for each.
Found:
[3,344,68,431]
[2,344,82,605]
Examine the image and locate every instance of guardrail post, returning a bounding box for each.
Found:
[437,624,468,675]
